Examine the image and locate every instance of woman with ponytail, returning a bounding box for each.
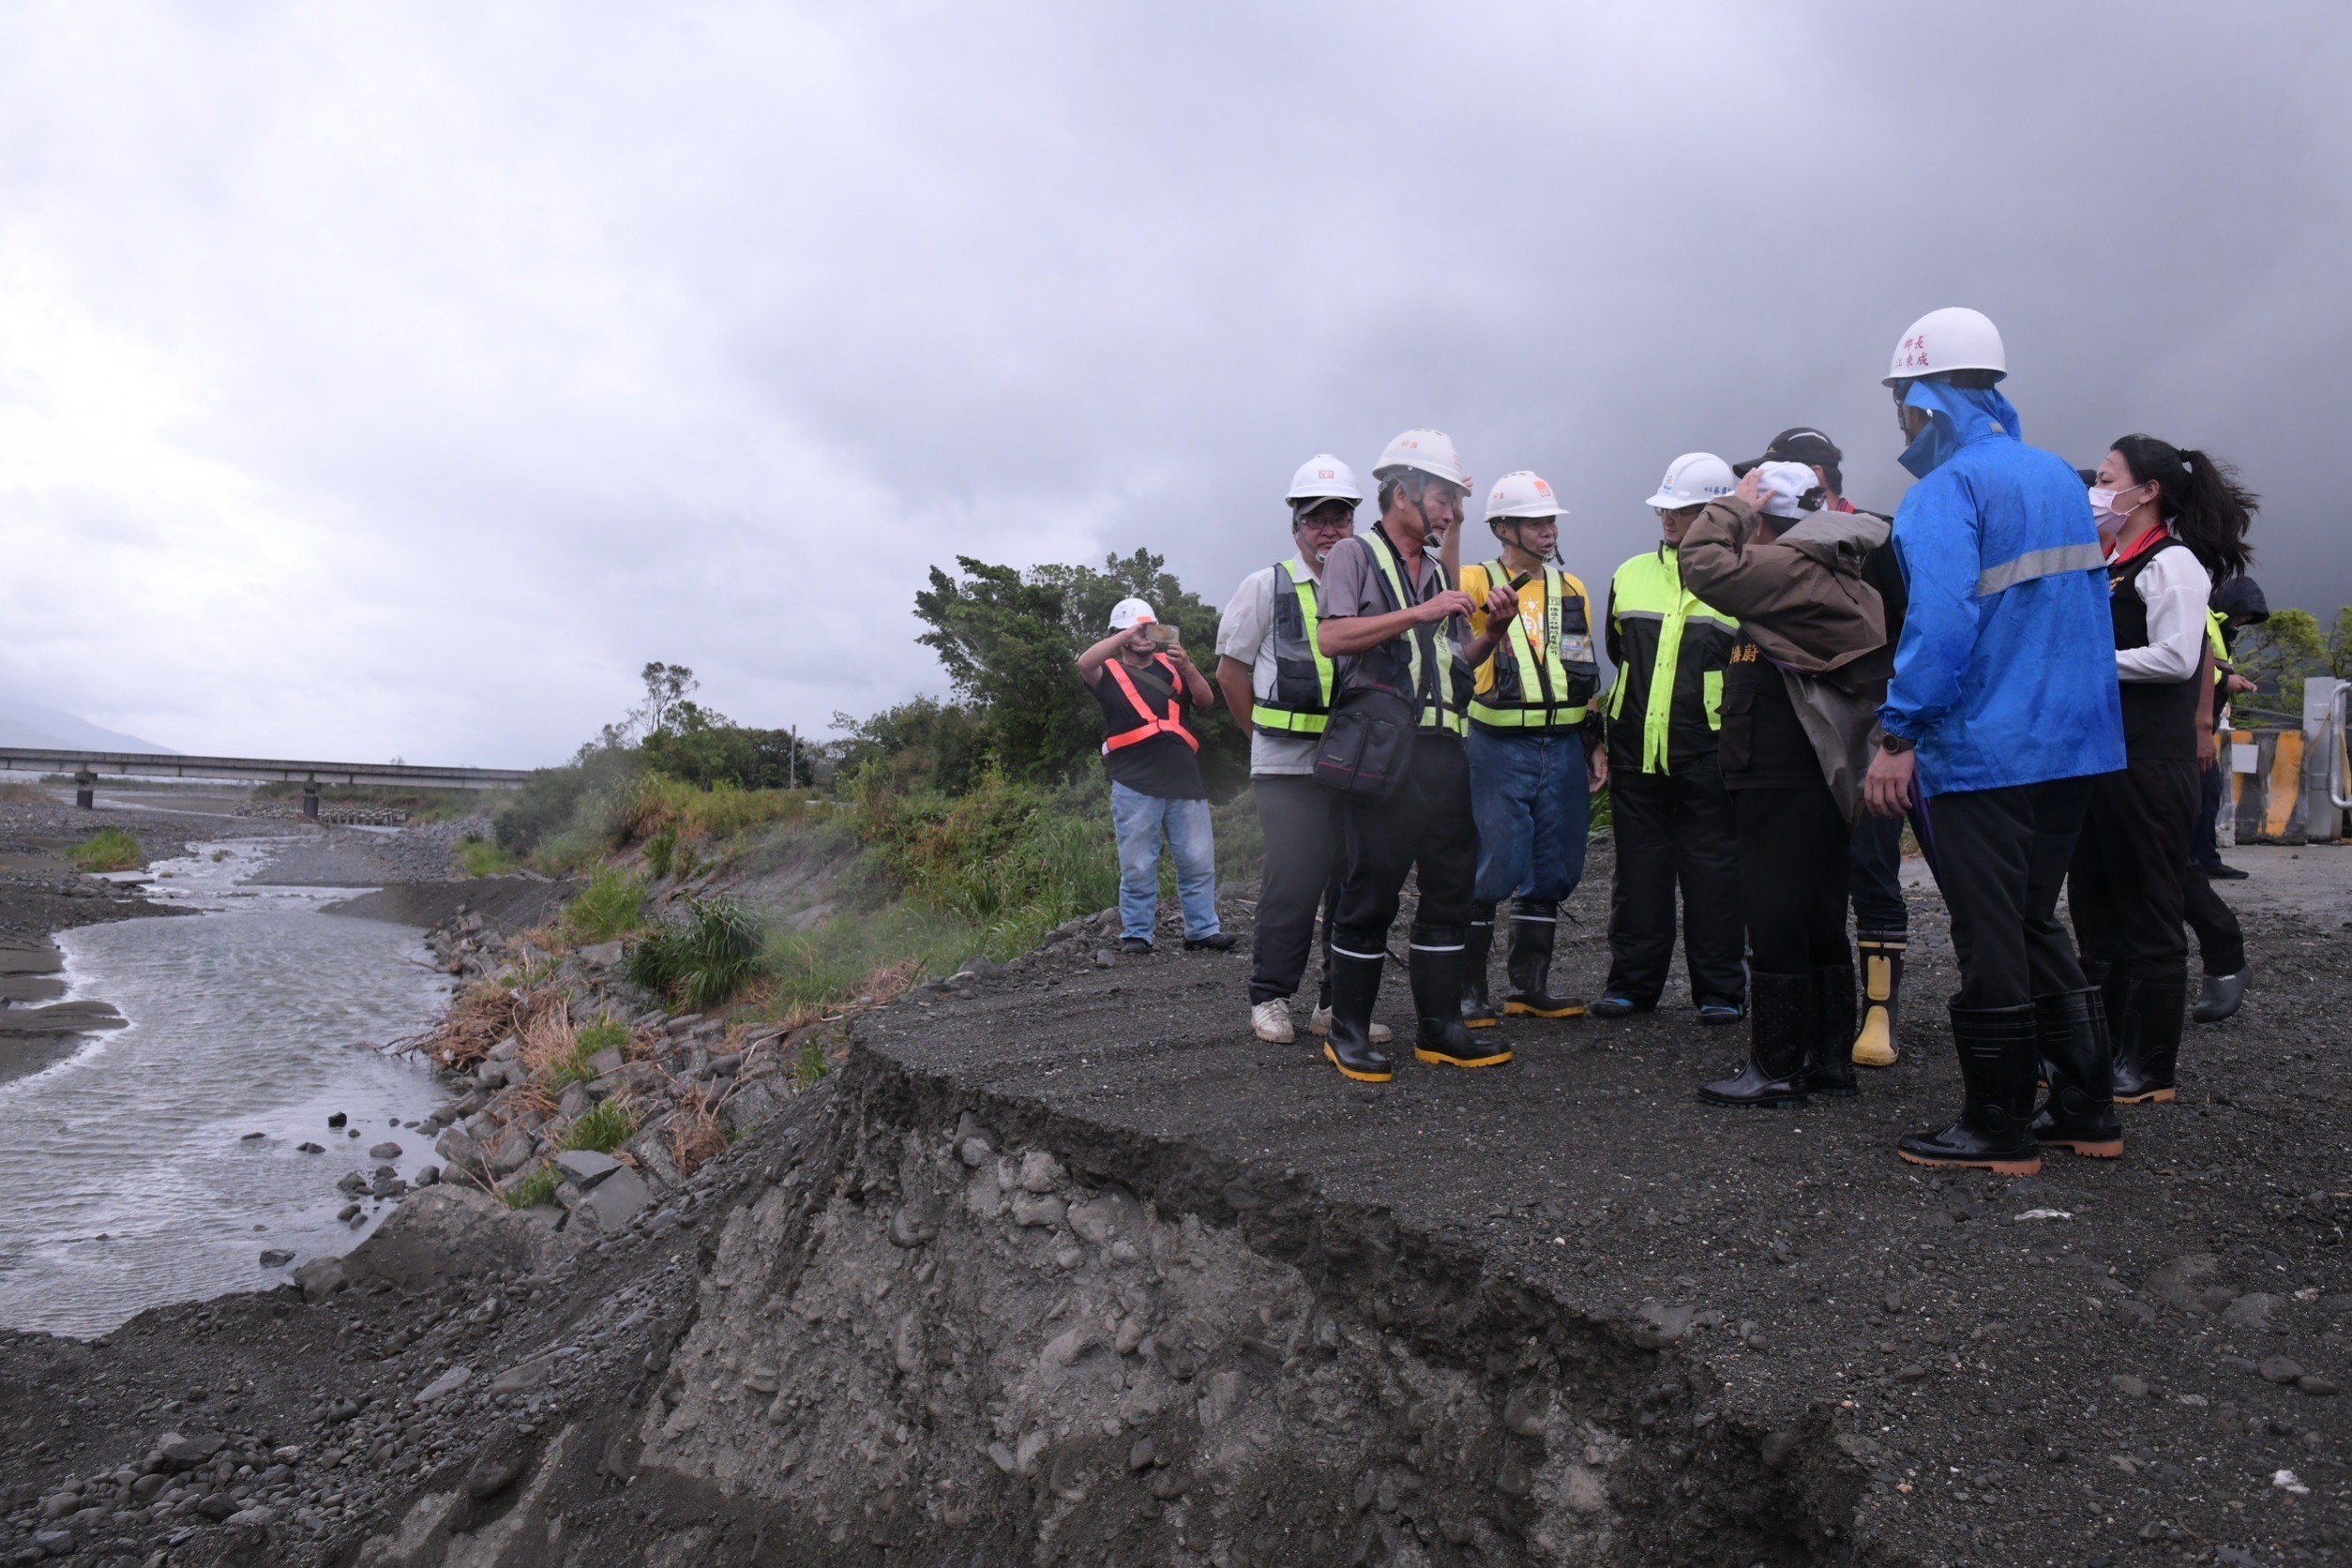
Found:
[2068,435,2256,1108]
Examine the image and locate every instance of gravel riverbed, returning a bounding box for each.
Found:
[0,834,2345,1567]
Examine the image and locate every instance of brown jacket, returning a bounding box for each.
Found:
[1679,497,1893,824]
[1677,497,1889,675]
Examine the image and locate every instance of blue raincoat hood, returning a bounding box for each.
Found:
[1897,379,2025,479]
[1878,380,2125,795]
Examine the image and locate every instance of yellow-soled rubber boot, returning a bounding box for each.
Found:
[1409,927,1513,1069]
[1322,942,1395,1084]
[1501,901,1585,1018]
[1850,938,1906,1069]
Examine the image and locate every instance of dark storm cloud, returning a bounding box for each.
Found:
[0,2,2343,761]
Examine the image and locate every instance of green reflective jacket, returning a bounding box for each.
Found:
[1251,558,1334,734]
[1359,531,1470,736]
[1604,546,1738,776]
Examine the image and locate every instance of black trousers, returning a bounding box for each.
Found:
[2182,864,2246,976]
[1603,754,1746,1008]
[1916,776,2093,1009]
[2070,756,2202,982]
[1333,736,1478,952]
[2192,759,2226,869]
[1733,785,1851,973]
[1848,809,1910,940]
[1248,776,1340,1004]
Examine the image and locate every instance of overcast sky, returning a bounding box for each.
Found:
[3,2,2345,765]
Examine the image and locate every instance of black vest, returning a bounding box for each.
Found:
[2109,538,2201,761]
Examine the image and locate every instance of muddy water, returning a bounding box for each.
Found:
[0,841,452,1338]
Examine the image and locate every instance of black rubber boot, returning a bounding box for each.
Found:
[1698,971,1811,1108]
[1460,907,1500,1031]
[1410,927,1512,1070]
[1850,934,1906,1068]
[1321,942,1394,1084]
[2030,988,2123,1157]
[1896,1003,2043,1175]
[2193,969,2247,1024]
[1502,901,1584,1018]
[1806,964,1860,1098]
[2088,961,2128,1055]
[2113,971,2188,1105]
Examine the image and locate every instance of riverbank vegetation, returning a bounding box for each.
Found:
[67,827,143,872]
[487,553,1262,1026]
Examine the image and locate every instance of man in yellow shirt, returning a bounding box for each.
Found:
[1453,472,1606,1024]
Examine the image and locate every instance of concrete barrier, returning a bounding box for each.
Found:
[2229,677,2349,845]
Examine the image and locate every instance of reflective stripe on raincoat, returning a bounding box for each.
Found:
[1878,380,2125,796]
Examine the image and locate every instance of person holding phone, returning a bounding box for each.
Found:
[1078,598,1232,956]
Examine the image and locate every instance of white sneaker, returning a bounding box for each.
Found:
[1306,1005,1390,1045]
[1250,999,1295,1044]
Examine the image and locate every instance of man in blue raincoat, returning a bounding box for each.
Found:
[1863,307,2126,1177]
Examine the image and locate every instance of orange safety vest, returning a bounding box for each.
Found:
[1099,655,1199,755]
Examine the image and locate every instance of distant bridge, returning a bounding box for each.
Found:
[0,747,535,814]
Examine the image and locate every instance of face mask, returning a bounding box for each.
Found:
[2086,487,2120,519]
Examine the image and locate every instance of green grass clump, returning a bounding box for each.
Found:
[67,829,143,872]
[502,1167,559,1210]
[560,1099,637,1154]
[793,1034,830,1087]
[456,835,516,877]
[539,1016,632,1092]
[563,867,649,943]
[626,897,769,1010]
[576,1016,630,1056]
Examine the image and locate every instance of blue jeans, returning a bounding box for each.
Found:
[1468,728,1591,906]
[1110,783,1219,943]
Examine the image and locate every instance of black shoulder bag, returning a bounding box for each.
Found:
[1314,548,1439,802]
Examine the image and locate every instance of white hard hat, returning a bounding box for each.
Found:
[1286,455,1363,506]
[1643,452,1736,510]
[1485,471,1565,522]
[1371,429,1471,493]
[1108,597,1156,631]
[1752,461,1816,520]
[1884,307,2007,386]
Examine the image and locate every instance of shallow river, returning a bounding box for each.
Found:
[0,841,452,1338]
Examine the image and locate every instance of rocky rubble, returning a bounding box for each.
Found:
[394,906,824,1243]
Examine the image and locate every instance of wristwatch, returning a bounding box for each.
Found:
[1878,733,1915,755]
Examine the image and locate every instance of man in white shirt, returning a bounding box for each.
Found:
[1215,456,1391,1048]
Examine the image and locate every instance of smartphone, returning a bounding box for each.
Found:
[1146,624,1179,649]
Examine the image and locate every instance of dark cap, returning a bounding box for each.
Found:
[1732,427,1844,478]
[2211,575,2269,626]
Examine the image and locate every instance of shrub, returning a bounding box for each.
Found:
[562,868,648,943]
[852,771,1117,956]
[626,897,770,1010]
[494,744,639,856]
[641,707,810,790]
[560,1098,637,1154]
[608,775,808,857]
[502,1167,560,1210]
[456,836,515,877]
[67,829,142,872]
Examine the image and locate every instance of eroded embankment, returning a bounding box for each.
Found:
[351,1037,1862,1568]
